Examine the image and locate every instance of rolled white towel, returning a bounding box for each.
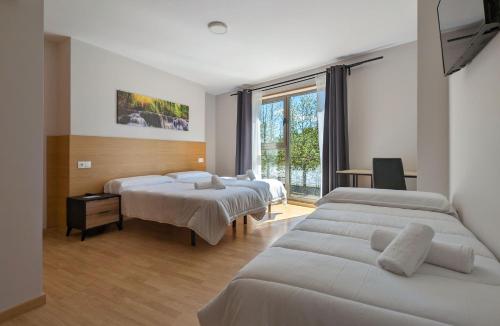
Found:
[194,181,213,190]
[236,174,250,180]
[211,175,226,190]
[246,169,256,180]
[376,223,434,277]
[371,229,474,274]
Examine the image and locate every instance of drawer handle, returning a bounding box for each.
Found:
[96,210,113,216]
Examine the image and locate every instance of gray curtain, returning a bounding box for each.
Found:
[235,90,253,175]
[322,65,349,196]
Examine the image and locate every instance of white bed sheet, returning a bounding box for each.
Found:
[261,178,287,203]
[220,177,287,204]
[121,182,267,245]
[220,178,273,203]
[169,174,287,204]
[199,202,500,326]
[175,176,275,204]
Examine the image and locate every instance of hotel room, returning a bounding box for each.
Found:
[1,0,500,325]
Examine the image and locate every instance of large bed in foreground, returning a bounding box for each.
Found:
[198,188,500,326]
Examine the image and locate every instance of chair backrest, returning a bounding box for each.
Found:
[372,158,407,190]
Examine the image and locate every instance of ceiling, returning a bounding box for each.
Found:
[44,0,417,95]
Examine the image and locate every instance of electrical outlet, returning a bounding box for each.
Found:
[197,157,205,163]
[77,161,92,169]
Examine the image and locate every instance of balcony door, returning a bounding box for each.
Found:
[260,89,321,201]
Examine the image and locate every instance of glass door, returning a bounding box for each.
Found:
[260,99,286,185]
[260,88,321,202]
[288,92,320,200]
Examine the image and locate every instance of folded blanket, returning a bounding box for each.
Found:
[371,229,474,273]
[194,175,226,190]
[376,223,434,277]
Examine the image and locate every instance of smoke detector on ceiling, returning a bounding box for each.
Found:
[208,21,228,34]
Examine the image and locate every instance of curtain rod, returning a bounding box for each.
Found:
[230,56,383,96]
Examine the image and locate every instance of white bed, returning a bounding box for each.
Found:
[166,171,287,205]
[198,188,500,326]
[104,175,267,245]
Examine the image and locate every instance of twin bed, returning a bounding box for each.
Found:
[198,188,500,326]
[102,172,500,325]
[104,172,287,245]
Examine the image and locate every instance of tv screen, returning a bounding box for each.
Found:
[438,0,500,75]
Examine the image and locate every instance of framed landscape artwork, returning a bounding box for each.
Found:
[116,90,189,131]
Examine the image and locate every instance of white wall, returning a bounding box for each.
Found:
[449,35,500,259]
[0,0,44,312]
[215,42,418,189]
[215,93,238,176]
[44,38,70,136]
[205,94,216,173]
[348,42,417,189]
[44,40,60,135]
[417,0,450,196]
[70,39,206,142]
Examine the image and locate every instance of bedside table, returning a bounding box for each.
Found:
[66,193,122,241]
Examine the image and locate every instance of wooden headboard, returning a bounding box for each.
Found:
[68,135,206,195]
[46,135,206,228]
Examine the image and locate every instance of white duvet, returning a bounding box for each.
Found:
[120,182,267,245]
[171,173,287,204]
[220,178,274,203]
[260,178,287,204]
[199,192,500,325]
[175,176,275,203]
[238,178,287,204]
[221,177,287,203]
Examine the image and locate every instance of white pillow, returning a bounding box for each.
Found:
[104,175,174,194]
[166,171,212,180]
[317,187,457,217]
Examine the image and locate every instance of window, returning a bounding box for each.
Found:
[260,88,321,201]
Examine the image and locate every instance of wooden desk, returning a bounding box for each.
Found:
[336,169,417,187]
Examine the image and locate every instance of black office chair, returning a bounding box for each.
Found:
[372,158,407,190]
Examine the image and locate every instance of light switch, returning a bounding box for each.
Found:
[77,161,92,169]
[197,157,205,163]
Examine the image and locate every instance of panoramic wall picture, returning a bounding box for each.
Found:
[117,90,189,131]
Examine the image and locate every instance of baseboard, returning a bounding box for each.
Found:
[0,294,46,323]
[287,200,316,208]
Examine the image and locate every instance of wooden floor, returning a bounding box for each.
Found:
[4,204,313,326]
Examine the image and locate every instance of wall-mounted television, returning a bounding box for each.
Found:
[438,0,500,76]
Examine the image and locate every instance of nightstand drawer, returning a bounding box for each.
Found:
[86,210,120,228]
[86,197,119,215]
